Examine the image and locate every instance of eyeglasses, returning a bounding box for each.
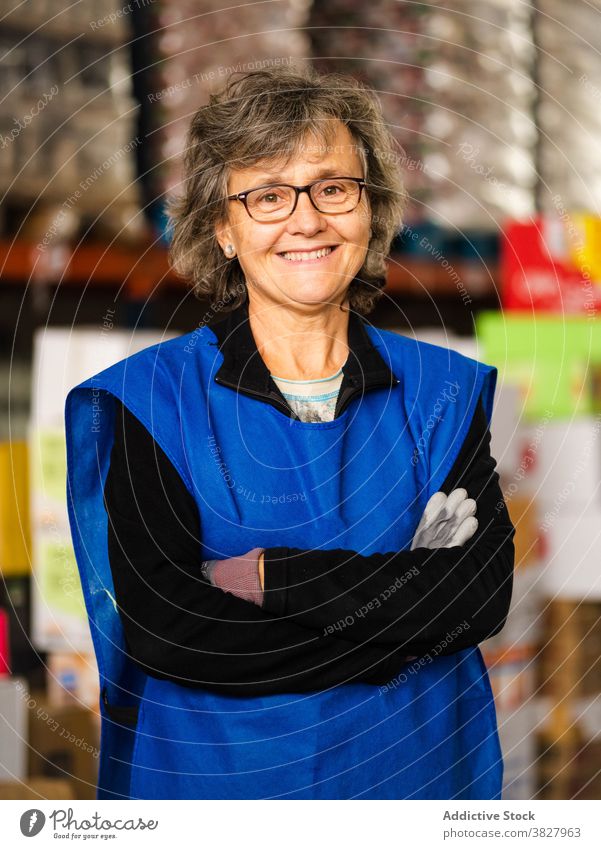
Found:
[226,176,367,222]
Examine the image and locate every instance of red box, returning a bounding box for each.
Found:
[501,216,601,314]
[0,609,9,676]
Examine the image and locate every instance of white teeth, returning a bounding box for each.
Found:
[280,246,334,262]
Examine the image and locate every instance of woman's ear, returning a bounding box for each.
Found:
[214,219,234,253]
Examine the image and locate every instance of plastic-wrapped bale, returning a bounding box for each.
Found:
[536,0,601,215]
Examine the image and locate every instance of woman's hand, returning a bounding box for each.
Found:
[410,488,478,551]
[201,548,265,605]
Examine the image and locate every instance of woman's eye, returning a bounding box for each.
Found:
[258,191,281,203]
[320,183,344,197]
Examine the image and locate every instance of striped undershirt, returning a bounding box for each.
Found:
[270,367,344,422]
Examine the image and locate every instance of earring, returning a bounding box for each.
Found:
[225,243,235,257]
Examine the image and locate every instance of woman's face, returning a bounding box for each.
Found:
[215,121,371,309]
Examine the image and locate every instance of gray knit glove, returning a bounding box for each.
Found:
[410,488,478,550]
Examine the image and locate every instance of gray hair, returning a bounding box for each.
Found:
[166,64,408,315]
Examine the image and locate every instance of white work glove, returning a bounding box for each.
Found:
[410,488,478,551]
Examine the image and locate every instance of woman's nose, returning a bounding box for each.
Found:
[285,190,326,234]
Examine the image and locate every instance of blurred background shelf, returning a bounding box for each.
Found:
[0,239,178,296]
[0,239,500,299]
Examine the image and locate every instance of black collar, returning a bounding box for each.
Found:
[207,298,399,420]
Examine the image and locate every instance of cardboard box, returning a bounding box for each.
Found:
[0,677,27,782]
[489,383,524,478]
[2,576,44,677]
[477,312,601,420]
[46,651,99,710]
[541,513,601,600]
[570,740,601,799]
[27,694,100,800]
[0,777,75,800]
[29,327,175,653]
[483,646,537,712]
[538,600,601,695]
[496,703,540,800]
[0,609,9,675]
[0,441,30,576]
[504,493,542,568]
[534,694,601,799]
[515,418,601,510]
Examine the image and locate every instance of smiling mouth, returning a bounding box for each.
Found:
[276,245,340,262]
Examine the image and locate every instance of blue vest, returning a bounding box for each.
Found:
[65,320,502,800]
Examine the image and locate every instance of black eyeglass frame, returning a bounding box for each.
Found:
[226,176,367,221]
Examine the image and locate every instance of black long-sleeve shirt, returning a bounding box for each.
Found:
[103,395,514,696]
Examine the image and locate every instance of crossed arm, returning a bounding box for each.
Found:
[206,397,515,653]
[103,396,515,695]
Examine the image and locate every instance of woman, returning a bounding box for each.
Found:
[65,65,515,800]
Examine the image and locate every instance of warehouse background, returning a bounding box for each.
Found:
[1,0,601,801]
